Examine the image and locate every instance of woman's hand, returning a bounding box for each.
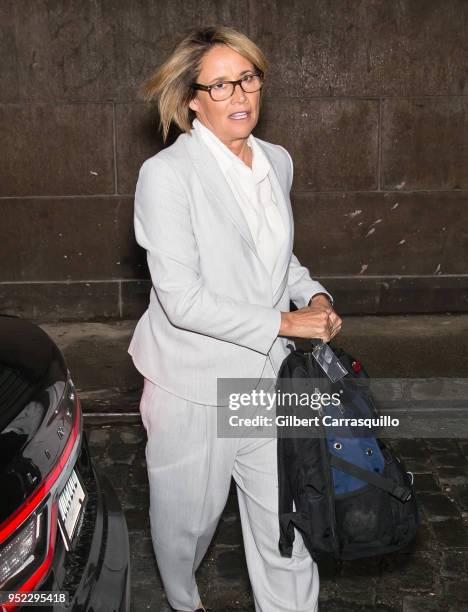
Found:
[279,295,342,342]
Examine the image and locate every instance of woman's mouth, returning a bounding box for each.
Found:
[228,112,250,120]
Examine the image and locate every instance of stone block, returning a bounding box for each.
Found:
[290,191,468,276]
[382,97,468,190]
[121,280,151,320]
[319,275,468,315]
[216,549,249,581]
[0,197,143,281]
[0,104,114,196]
[451,486,468,513]
[431,453,468,468]
[440,550,468,579]
[101,0,249,101]
[124,506,150,532]
[431,519,468,548]
[214,515,243,547]
[115,103,169,195]
[319,599,396,612]
[250,0,468,97]
[443,580,468,602]
[0,0,19,102]
[426,439,462,453]
[391,439,428,459]
[402,595,444,612]
[0,281,120,321]
[407,522,435,553]
[418,493,461,522]
[437,467,468,487]
[414,474,442,494]
[40,321,140,393]
[2,0,248,102]
[257,97,379,191]
[378,552,434,592]
[5,1,115,102]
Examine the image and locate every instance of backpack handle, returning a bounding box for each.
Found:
[308,338,325,348]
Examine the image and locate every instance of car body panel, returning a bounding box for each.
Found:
[0,316,130,612]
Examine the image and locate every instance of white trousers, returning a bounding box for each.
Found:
[139,360,319,612]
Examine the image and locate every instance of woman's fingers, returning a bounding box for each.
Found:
[324,310,343,342]
[329,323,342,340]
[285,306,343,341]
[327,310,342,340]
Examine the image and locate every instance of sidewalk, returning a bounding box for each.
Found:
[85,419,468,612]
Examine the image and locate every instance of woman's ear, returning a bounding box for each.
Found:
[189,97,199,113]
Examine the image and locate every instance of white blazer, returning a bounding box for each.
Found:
[128,125,332,405]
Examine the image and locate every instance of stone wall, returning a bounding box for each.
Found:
[1,0,467,320]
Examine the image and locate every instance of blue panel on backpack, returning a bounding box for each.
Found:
[323,382,386,494]
[328,437,385,494]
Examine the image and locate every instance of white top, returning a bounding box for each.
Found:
[192,117,286,276]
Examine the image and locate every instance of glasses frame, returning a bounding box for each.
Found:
[191,70,264,101]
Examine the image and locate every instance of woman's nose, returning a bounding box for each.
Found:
[232,82,247,102]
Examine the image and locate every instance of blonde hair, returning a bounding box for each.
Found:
[139,26,269,143]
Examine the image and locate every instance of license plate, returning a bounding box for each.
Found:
[57,469,87,551]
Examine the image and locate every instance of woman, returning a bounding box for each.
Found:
[128,25,342,612]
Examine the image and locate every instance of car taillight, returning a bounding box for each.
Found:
[0,508,47,588]
[0,380,80,610]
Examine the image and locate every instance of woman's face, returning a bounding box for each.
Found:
[189,44,261,147]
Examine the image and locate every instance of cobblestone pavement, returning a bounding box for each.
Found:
[85,419,468,612]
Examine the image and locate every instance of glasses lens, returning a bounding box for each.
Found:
[211,82,232,101]
[210,74,263,100]
[242,74,263,92]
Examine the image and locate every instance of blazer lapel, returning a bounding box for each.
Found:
[184,127,259,256]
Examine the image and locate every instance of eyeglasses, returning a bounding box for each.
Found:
[191,71,264,101]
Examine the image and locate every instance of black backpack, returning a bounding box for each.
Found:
[276,343,420,561]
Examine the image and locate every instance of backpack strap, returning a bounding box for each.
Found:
[278,511,310,557]
[329,454,412,502]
